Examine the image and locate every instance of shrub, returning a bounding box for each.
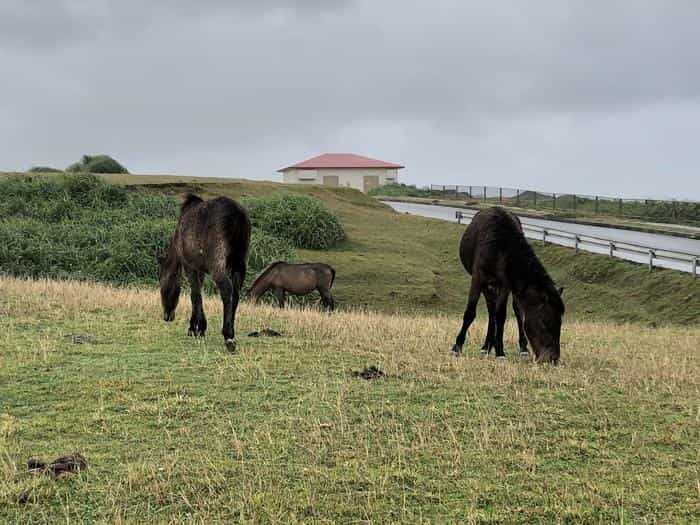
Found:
[368,183,431,198]
[28,166,62,173]
[244,193,345,249]
[0,175,297,288]
[66,154,129,174]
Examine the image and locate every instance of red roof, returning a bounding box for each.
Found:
[278,153,404,172]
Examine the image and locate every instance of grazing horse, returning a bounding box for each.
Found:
[247,262,336,310]
[451,207,564,363]
[158,194,251,351]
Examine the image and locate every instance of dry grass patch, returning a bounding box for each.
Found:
[1,276,699,523]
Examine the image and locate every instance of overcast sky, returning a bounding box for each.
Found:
[2,1,700,199]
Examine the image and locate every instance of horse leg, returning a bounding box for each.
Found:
[513,299,529,357]
[229,269,242,347]
[214,273,236,351]
[493,289,509,360]
[186,270,207,337]
[318,286,335,312]
[451,277,481,356]
[480,288,497,355]
[273,287,286,308]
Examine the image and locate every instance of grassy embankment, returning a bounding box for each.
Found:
[104,174,698,326]
[1,276,698,523]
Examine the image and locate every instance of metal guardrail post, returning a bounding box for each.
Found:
[469,185,472,199]
[609,242,615,258]
[499,187,503,203]
[575,235,580,253]
[693,257,697,278]
[648,250,655,271]
[456,211,462,224]
[483,186,487,200]
[542,229,547,244]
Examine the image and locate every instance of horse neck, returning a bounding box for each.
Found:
[249,272,273,298]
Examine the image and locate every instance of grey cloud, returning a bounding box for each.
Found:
[2,0,700,198]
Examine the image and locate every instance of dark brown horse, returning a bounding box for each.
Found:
[451,207,564,363]
[159,194,251,351]
[247,262,336,310]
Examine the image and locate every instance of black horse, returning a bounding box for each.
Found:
[159,194,251,351]
[451,207,564,363]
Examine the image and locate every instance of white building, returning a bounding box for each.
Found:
[278,153,404,193]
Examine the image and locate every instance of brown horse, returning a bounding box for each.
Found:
[247,262,336,310]
[158,194,251,351]
[451,207,564,363]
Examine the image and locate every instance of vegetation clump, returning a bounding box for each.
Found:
[66,154,129,174]
[27,166,62,173]
[368,182,431,198]
[0,174,296,287]
[244,193,345,249]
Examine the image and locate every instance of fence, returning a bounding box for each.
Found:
[454,210,698,277]
[430,185,700,227]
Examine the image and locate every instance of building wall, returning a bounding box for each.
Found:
[281,168,399,192]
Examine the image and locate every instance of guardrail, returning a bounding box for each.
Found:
[455,211,699,278]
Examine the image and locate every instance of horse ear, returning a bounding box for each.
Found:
[558,286,565,296]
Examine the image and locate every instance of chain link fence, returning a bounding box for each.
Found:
[429,185,700,227]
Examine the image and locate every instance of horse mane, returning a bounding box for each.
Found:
[181,193,203,213]
[248,261,286,291]
[486,208,565,314]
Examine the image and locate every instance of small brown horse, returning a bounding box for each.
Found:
[451,207,564,363]
[158,194,251,351]
[247,262,336,310]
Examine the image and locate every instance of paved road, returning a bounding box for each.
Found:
[383,201,700,274]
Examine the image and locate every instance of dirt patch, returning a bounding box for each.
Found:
[248,328,282,337]
[351,366,385,380]
[28,453,87,478]
[66,334,100,345]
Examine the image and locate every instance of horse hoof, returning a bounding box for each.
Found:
[480,348,490,355]
[519,351,529,358]
[495,355,507,361]
[225,339,236,352]
[450,345,462,357]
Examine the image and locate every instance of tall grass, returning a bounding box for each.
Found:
[244,193,345,249]
[0,174,298,287]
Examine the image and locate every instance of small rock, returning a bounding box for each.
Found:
[248,328,282,337]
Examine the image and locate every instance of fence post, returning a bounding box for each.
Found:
[456,211,462,224]
[516,189,520,206]
[469,185,472,199]
[553,193,556,210]
[618,198,622,215]
[609,242,615,258]
[574,235,580,254]
[648,250,655,272]
[483,186,487,200]
[542,229,547,244]
[595,196,599,213]
[693,257,698,278]
[499,187,503,203]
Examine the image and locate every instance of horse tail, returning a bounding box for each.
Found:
[226,204,251,289]
[329,266,336,288]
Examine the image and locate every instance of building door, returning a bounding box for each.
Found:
[363,175,379,193]
[323,175,339,187]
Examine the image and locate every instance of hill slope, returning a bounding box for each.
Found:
[113,174,698,326]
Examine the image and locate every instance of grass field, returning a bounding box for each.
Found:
[107,175,698,326]
[1,276,698,523]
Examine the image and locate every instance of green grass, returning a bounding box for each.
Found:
[118,176,698,326]
[1,277,698,523]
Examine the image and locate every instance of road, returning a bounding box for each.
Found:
[383,201,700,274]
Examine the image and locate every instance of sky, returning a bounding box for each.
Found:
[2,0,700,200]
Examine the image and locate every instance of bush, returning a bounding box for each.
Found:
[28,166,62,173]
[66,154,129,174]
[244,193,345,249]
[0,175,297,288]
[368,183,431,198]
